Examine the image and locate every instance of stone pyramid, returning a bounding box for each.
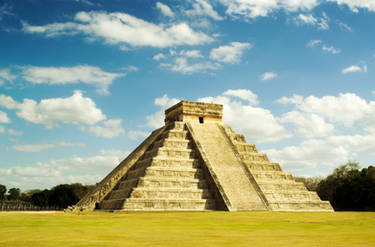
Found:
[75,101,333,211]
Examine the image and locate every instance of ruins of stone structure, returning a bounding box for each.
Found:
[75,101,333,211]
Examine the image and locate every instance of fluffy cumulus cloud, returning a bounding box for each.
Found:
[185,0,224,20]
[89,119,125,138]
[278,93,372,127]
[0,149,129,189]
[210,42,252,64]
[221,0,319,19]
[22,11,213,48]
[265,134,375,171]
[198,90,292,143]
[279,111,334,138]
[0,90,106,127]
[260,72,277,81]
[342,65,367,74]
[161,57,222,74]
[223,89,259,105]
[22,65,124,95]
[156,2,175,17]
[328,0,375,13]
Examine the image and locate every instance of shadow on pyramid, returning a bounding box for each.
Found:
[73,101,333,212]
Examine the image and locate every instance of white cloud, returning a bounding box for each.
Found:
[336,19,353,31]
[280,111,334,138]
[265,134,375,171]
[277,93,373,127]
[0,90,106,127]
[89,119,125,138]
[12,141,86,152]
[180,49,203,58]
[294,13,329,30]
[22,65,124,95]
[210,42,252,64]
[198,91,292,143]
[307,40,341,54]
[322,44,341,54]
[223,89,258,105]
[0,126,4,133]
[121,65,138,72]
[328,0,375,13]
[342,65,364,74]
[0,149,129,190]
[153,53,166,61]
[147,94,180,128]
[22,11,213,48]
[0,68,16,85]
[307,39,322,47]
[57,141,85,147]
[13,144,56,152]
[222,0,319,19]
[0,110,10,123]
[277,94,304,105]
[161,57,222,74]
[128,130,149,140]
[185,0,224,20]
[260,72,278,81]
[8,129,23,136]
[156,2,175,17]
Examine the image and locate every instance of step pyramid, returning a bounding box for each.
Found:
[74,101,333,211]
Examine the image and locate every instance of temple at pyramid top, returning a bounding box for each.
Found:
[73,100,333,212]
[165,101,223,124]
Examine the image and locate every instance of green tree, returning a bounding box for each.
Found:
[7,188,21,201]
[317,161,359,202]
[0,184,6,200]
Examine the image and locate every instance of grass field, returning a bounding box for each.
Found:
[0,211,374,247]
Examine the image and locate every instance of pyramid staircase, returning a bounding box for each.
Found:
[74,100,333,212]
[98,122,216,211]
[223,126,333,211]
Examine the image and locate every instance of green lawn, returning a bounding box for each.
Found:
[0,211,374,247]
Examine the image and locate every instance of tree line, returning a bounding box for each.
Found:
[0,183,94,209]
[295,161,375,211]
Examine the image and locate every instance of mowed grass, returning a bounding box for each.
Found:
[0,211,374,247]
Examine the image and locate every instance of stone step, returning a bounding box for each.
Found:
[118,176,208,190]
[234,143,258,153]
[121,198,216,211]
[99,198,125,210]
[108,188,132,200]
[240,153,269,162]
[130,187,213,200]
[153,138,192,149]
[269,201,333,211]
[252,171,293,180]
[264,191,321,201]
[244,161,281,171]
[135,157,199,170]
[143,147,196,160]
[126,166,203,180]
[160,130,189,140]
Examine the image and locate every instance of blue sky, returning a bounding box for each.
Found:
[1,0,375,190]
